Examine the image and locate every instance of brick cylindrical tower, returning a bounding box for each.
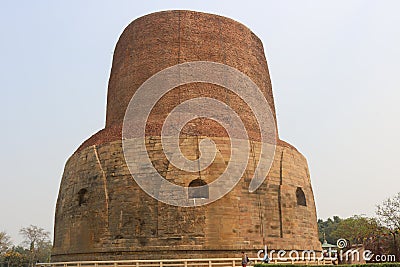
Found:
[52,10,321,261]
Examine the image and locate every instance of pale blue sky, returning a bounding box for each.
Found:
[1,1,400,244]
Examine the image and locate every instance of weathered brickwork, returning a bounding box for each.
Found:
[52,10,321,261]
[105,10,276,131]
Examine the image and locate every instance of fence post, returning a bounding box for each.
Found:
[232,260,235,267]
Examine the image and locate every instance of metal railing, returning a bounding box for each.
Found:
[36,257,334,267]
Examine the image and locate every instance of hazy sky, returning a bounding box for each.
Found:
[1,1,400,245]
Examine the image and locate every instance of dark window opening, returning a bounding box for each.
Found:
[188,179,209,199]
[78,188,88,206]
[296,187,306,206]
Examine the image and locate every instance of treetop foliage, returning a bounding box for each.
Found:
[0,226,51,267]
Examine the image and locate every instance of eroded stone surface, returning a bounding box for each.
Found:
[53,138,320,260]
[52,10,321,261]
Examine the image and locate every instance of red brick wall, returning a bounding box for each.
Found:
[105,10,276,131]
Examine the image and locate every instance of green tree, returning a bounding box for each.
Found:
[19,226,51,266]
[376,192,400,260]
[34,240,51,264]
[0,231,12,256]
[331,215,382,246]
[3,247,29,267]
[317,216,342,244]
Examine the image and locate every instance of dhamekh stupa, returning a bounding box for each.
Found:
[52,10,321,261]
